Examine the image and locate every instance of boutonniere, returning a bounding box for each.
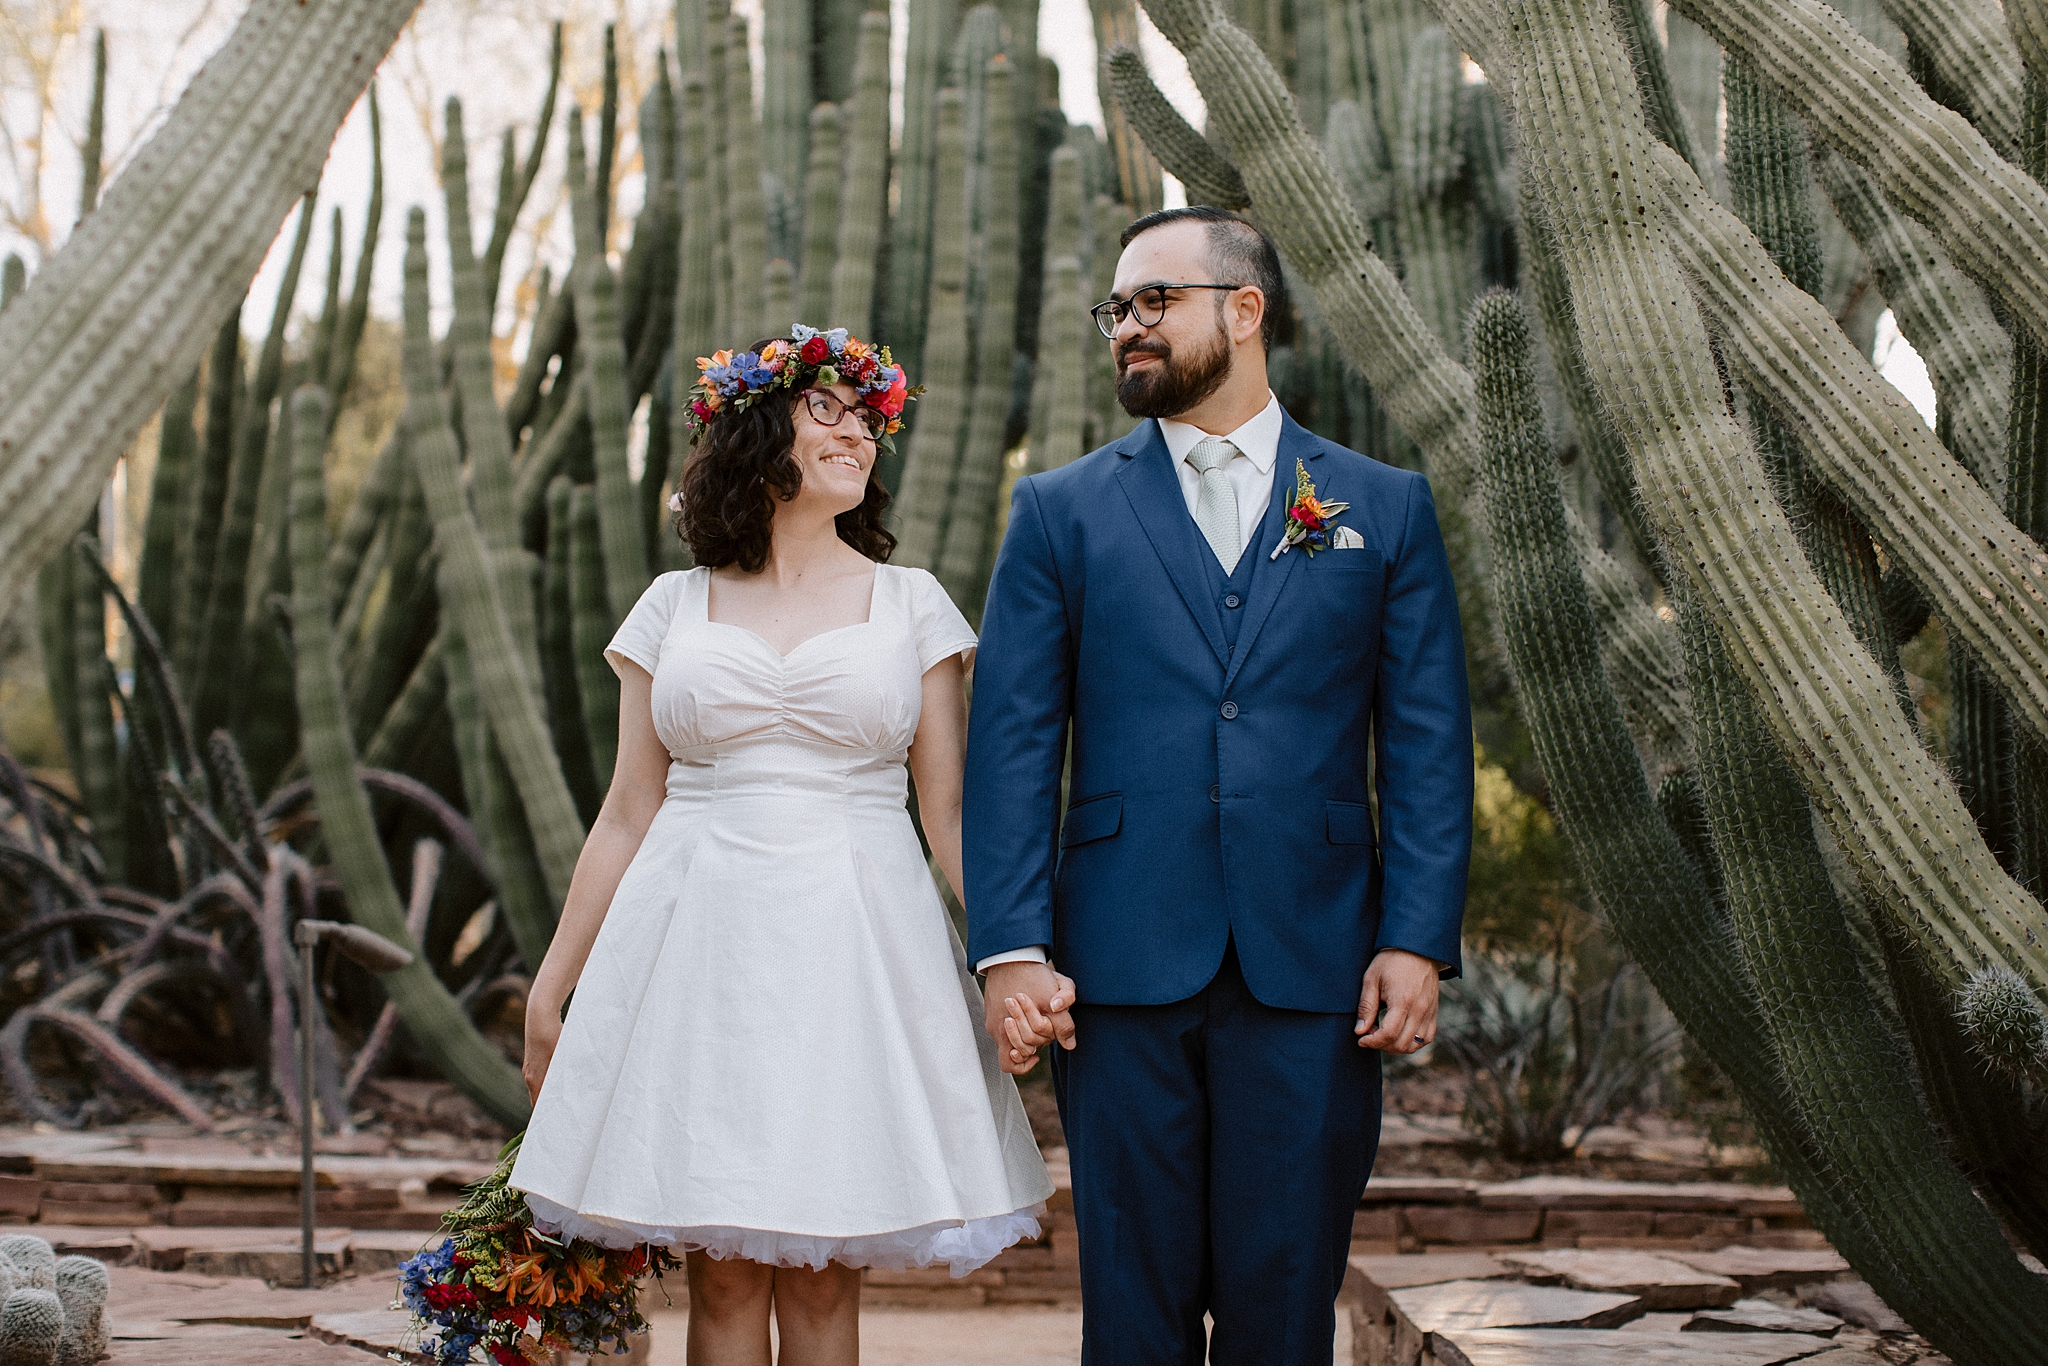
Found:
[1269,459,1351,559]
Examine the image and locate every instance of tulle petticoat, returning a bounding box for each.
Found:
[524,1192,1044,1277]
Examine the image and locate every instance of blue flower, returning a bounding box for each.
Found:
[790,323,819,343]
[823,327,849,351]
[742,362,776,387]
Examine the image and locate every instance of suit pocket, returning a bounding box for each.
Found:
[1061,793,1124,847]
[1326,798,1375,846]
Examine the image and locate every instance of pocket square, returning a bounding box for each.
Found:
[1329,525,1366,549]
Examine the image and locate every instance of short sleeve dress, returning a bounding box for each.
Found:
[509,564,1052,1274]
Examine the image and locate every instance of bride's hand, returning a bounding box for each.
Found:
[996,972,1080,1073]
[523,995,564,1103]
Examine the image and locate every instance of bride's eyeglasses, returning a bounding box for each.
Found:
[800,388,888,440]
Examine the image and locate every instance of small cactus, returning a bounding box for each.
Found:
[52,1256,107,1366]
[1960,967,2048,1082]
[0,1237,55,1291]
[0,1287,64,1366]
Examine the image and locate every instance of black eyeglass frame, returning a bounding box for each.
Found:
[1090,283,1248,339]
[798,387,889,440]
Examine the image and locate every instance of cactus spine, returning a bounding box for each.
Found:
[830,10,895,335]
[287,382,530,1128]
[936,55,1023,607]
[893,88,973,567]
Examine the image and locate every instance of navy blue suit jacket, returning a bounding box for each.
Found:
[963,412,1473,1013]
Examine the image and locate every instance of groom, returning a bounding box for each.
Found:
[963,207,1472,1360]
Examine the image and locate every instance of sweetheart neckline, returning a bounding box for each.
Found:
[699,617,877,661]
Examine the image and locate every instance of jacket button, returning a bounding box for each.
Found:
[1223,593,1242,609]
[1209,785,1221,803]
[1220,701,1239,719]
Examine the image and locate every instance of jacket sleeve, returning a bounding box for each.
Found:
[1371,471,1474,976]
[963,476,1073,966]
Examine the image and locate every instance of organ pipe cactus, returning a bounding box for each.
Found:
[402,211,586,915]
[287,382,530,1128]
[566,113,650,628]
[0,0,422,610]
[799,103,844,324]
[830,11,895,335]
[892,0,967,373]
[894,87,975,568]
[936,55,1024,607]
[1393,26,1476,352]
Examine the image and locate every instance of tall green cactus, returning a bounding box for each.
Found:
[936,55,1022,607]
[286,382,529,1129]
[893,88,973,567]
[830,10,895,335]
[724,14,770,342]
[1392,26,1476,353]
[0,0,422,611]
[893,0,968,373]
[762,0,813,231]
[1027,147,1085,471]
[1469,289,2048,1363]
[567,112,651,628]
[799,102,844,324]
[569,485,622,792]
[402,209,586,918]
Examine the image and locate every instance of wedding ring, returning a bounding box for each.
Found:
[1413,1035,1426,1043]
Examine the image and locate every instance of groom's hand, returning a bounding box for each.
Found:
[1356,949,1441,1054]
[984,961,1077,1073]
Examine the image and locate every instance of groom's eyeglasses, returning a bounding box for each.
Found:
[799,388,888,440]
[1090,283,1246,339]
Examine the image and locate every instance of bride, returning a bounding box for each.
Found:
[511,325,1069,1363]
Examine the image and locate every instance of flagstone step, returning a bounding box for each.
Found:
[1344,1247,1873,1366]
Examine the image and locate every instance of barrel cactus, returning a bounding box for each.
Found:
[52,1257,107,1366]
[0,1288,64,1366]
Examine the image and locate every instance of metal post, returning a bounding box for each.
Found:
[299,922,318,1289]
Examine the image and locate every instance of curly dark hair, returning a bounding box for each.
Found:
[674,348,897,571]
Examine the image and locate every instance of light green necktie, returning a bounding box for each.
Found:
[1186,436,1242,572]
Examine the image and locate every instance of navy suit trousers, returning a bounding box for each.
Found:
[1052,941,1382,1365]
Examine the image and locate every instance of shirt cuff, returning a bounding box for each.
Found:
[975,946,1050,973]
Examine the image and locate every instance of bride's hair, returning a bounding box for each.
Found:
[675,343,897,572]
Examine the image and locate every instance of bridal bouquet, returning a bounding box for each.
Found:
[393,1134,679,1364]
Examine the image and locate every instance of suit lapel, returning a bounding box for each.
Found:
[1114,421,1230,669]
[1221,413,1322,695]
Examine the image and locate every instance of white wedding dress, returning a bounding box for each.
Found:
[510,563,1052,1275]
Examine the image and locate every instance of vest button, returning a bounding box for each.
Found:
[1209,785,1221,803]
[1223,593,1242,609]
[1220,701,1239,720]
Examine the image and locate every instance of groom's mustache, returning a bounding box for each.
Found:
[1115,339,1170,375]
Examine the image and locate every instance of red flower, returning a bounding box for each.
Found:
[692,397,717,424]
[423,1282,480,1311]
[488,1344,528,1366]
[875,369,908,418]
[1289,504,1322,529]
[800,335,830,364]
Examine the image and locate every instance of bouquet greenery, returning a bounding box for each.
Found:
[393,1134,680,1364]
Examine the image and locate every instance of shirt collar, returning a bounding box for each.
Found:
[1157,393,1284,475]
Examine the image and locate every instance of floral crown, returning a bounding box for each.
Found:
[684,323,919,455]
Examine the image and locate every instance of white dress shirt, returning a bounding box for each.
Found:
[973,395,1285,974]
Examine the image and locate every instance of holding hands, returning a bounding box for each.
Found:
[982,960,1078,1075]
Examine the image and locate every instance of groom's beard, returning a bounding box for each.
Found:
[1114,322,1233,419]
